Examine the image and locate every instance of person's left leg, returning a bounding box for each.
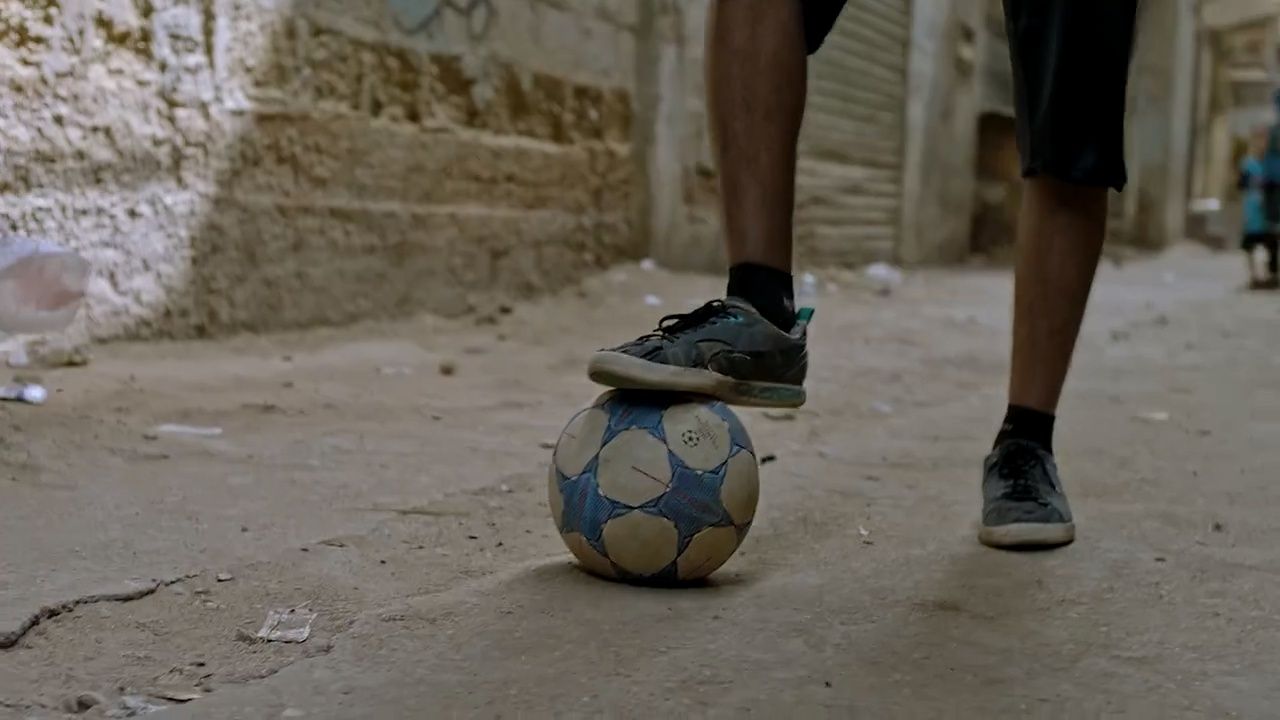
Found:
[1263,235,1279,286]
[1243,234,1265,287]
[981,0,1137,549]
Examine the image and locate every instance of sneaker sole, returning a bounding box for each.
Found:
[978,522,1076,549]
[587,351,806,409]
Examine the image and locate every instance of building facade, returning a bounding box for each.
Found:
[1189,0,1280,243]
[0,0,1199,341]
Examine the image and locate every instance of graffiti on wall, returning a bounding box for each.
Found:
[387,0,496,40]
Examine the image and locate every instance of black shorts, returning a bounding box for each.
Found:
[802,0,1137,191]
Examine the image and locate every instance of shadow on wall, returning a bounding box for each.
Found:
[969,112,1019,261]
[1,0,635,339]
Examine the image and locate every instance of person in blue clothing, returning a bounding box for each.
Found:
[1240,127,1279,290]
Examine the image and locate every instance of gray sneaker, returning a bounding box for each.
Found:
[587,299,809,408]
[979,440,1076,548]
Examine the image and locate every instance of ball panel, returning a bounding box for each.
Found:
[662,403,732,471]
[596,428,673,506]
[562,532,616,578]
[602,511,679,577]
[558,468,624,544]
[658,464,732,543]
[547,464,565,532]
[554,407,609,477]
[676,525,741,581]
[720,450,760,526]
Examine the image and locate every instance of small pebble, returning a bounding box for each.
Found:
[215,572,233,582]
[1212,521,1225,533]
[62,691,105,713]
[539,440,556,450]
[760,454,778,465]
[438,359,458,376]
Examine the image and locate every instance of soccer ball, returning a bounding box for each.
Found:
[548,391,759,583]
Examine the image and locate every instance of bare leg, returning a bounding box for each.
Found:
[1008,177,1108,413]
[707,0,807,271]
[586,0,812,407]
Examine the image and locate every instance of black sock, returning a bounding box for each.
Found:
[727,262,795,330]
[994,405,1056,454]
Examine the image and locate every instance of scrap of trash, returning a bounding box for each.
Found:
[0,381,47,405]
[246,606,317,643]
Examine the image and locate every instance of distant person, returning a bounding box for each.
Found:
[588,0,1138,549]
[1240,128,1279,290]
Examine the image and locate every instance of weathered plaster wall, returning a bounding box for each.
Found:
[1,0,641,338]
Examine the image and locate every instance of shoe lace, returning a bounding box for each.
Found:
[997,444,1050,504]
[637,300,731,343]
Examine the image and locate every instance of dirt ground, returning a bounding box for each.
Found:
[0,246,1277,719]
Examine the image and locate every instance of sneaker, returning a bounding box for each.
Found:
[979,440,1076,548]
[587,299,809,408]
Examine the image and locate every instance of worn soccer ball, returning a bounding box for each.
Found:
[548,391,759,583]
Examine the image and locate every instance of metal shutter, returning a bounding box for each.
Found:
[796,0,910,265]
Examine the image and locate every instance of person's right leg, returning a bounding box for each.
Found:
[1242,235,1263,286]
[588,0,846,408]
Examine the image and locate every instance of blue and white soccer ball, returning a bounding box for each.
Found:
[548,391,759,583]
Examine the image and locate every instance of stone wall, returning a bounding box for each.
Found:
[1,0,641,339]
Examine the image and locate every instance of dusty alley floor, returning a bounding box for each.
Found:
[0,247,1277,718]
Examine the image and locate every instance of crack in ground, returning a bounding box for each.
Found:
[0,697,38,713]
[0,574,196,649]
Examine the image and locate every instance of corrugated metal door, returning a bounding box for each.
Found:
[796,0,910,265]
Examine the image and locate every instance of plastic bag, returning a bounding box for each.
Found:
[0,237,90,335]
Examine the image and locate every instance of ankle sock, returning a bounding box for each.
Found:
[727,262,796,330]
[994,404,1056,454]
